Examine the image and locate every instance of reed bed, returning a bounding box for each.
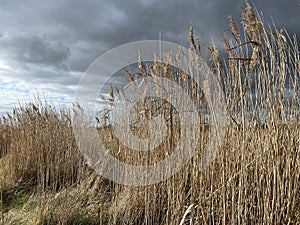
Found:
[0,3,299,224]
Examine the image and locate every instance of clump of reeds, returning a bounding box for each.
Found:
[97,3,300,224]
[0,101,83,191]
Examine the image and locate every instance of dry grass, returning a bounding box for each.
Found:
[1,3,300,225]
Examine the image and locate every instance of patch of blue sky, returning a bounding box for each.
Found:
[0,81,30,94]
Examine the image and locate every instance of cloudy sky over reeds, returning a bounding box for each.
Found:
[0,0,299,114]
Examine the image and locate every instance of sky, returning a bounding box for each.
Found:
[0,0,299,115]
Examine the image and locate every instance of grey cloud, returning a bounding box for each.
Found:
[1,0,298,72]
[1,64,81,89]
[253,0,300,37]
[0,0,299,114]
[0,33,70,70]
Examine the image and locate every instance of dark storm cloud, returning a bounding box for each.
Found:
[253,0,300,36]
[0,0,299,71]
[0,33,70,70]
[0,0,299,113]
